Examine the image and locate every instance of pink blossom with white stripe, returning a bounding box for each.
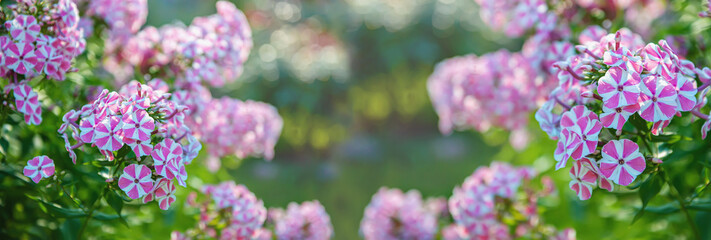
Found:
[23,156,55,184]
[638,75,678,122]
[597,67,641,109]
[118,164,154,199]
[599,140,646,186]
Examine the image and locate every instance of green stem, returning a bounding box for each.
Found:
[660,169,700,240]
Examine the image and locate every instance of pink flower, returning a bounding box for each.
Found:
[4,42,37,75]
[535,100,561,140]
[61,133,77,164]
[24,104,42,125]
[118,164,154,199]
[554,129,581,170]
[361,188,438,240]
[600,104,640,131]
[154,178,177,210]
[602,47,642,73]
[568,159,597,200]
[23,156,55,183]
[121,109,155,142]
[8,15,41,42]
[578,26,607,44]
[12,83,39,115]
[599,139,646,186]
[94,116,124,151]
[641,43,675,80]
[272,201,334,240]
[597,67,641,109]
[667,72,697,112]
[151,138,186,186]
[79,114,99,144]
[557,106,602,167]
[181,135,201,165]
[124,138,153,158]
[638,75,678,122]
[702,115,711,139]
[34,44,63,77]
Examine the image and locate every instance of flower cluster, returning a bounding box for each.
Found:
[359,187,441,240]
[536,27,711,200]
[104,1,251,88]
[427,50,552,143]
[23,155,55,183]
[445,162,569,239]
[57,81,201,209]
[192,97,283,171]
[269,200,334,240]
[82,0,147,38]
[1,0,86,125]
[172,181,269,240]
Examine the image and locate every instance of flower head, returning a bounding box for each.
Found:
[638,75,678,122]
[568,159,597,200]
[599,140,646,186]
[597,67,641,109]
[118,164,154,199]
[153,178,177,210]
[23,156,55,183]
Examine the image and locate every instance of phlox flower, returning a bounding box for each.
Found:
[600,104,639,131]
[557,106,602,168]
[578,26,607,44]
[24,104,42,125]
[667,72,697,112]
[118,164,154,199]
[124,138,153,158]
[154,178,177,210]
[641,43,675,80]
[273,201,334,240]
[79,114,99,144]
[94,116,124,151]
[34,44,63,77]
[568,159,597,200]
[602,47,642,73]
[8,15,41,42]
[599,139,646,186]
[121,109,155,142]
[535,100,561,140]
[12,83,39,115]
[151,138,186,186]
[638,75,678,122]
[4,42,37,75]
[23,156,55,183]
[61,133,77,164]
[702,114,711,139]
[597,67,641,109]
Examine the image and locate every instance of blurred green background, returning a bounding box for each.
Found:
[123,0,710,239]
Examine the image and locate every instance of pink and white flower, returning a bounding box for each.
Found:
[4,42,37,75]
[118,164,154,199]
[8,15,41,42]
[94,116,124,151]
[599,140,646,186]
[79,114,100,144]
[12,83,39,115]
[121,109,155,142]
[124,138,153,158]
[667,72,697,112]
[638,75,678,122]
[597,67,641,109]
[151,138,186,186]
[154,178,177,210]
[602,47,642,74]
[23,156,55,183]
[568,159,597,200]
[560,106,602,163]
[600,104,640,131]
[34,44,63,77]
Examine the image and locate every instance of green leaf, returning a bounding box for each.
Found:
[104,190,123,215]
[641,203,680,214]
[649,134,682,143]
[104,189,129,227]
[688,201,711,212]
[0,137,8,155]
[633,173,663,224]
